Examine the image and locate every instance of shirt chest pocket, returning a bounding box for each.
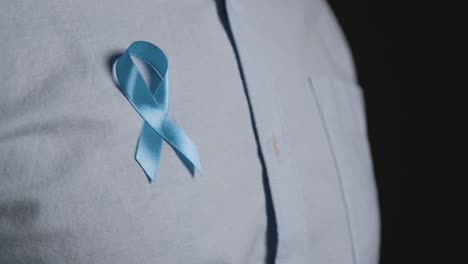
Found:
[308,77,380,264]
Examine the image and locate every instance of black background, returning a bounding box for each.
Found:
[327,1,464,263]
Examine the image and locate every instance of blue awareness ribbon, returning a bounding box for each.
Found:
[113,41,202,182]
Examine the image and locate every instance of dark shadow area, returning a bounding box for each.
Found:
[105,51,123,79]
[214,0,278,263]
[327,0,462,263]
[0,200,40,227]
[0,199,77,263]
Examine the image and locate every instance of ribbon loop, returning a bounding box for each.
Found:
[113,41,202,182]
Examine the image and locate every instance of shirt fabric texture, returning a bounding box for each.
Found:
[0,0,380,263]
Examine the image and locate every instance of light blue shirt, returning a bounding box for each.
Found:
[0,0,379,263]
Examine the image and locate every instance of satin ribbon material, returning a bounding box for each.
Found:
[113,41,202,182]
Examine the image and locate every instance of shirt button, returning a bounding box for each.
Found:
[272,135,281,157]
